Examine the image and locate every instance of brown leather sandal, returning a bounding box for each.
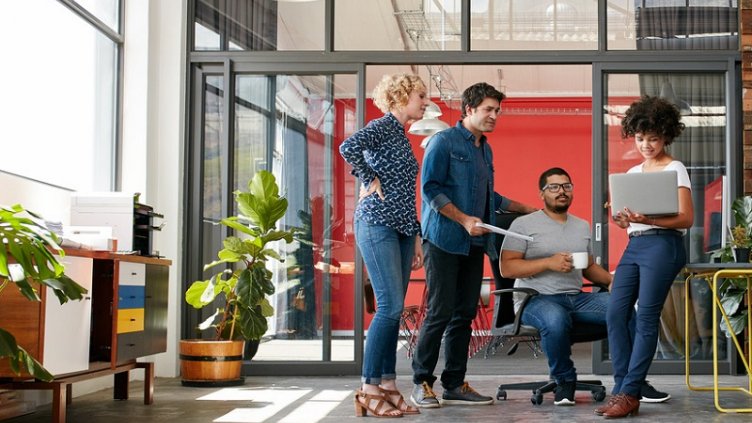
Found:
[380,387,421,415]
[354,390,403,418]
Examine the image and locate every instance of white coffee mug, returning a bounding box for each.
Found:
[571,252,589,269]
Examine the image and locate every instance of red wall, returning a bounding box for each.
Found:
[346,97,596,328]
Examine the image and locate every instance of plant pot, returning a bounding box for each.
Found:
[179,340,245,387]
[732,247,750,263]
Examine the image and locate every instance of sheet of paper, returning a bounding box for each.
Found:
[475,222,534,241]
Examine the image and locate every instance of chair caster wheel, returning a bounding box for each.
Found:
[496,389,507,400]
[531,392,543,405]
[593,387,606,402]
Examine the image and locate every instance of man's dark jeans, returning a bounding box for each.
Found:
[411,241,485,390]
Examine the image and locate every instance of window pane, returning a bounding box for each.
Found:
[234,75,270,184]
[608,1,738,50]
[472,0,598,51]
[195,21,221,51]
[231,74,358,361]
[194,0,324,51]
[336,0,461,51]
[75,0,120,32]
[0,0,117,191]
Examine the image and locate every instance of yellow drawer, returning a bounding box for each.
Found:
[117,308,145,334]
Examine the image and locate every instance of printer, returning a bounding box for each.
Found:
[70,192,163,256]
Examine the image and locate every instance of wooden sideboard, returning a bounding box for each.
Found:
[0,249,171,423]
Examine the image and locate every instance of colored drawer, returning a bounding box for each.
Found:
[118,262,145,286]
[118,285,145,309]
[117,308,144,333]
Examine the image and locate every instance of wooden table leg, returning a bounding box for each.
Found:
[139,362,154,404]
[66,383,72,405]
[52,382,67,423]
[113,371,129,400]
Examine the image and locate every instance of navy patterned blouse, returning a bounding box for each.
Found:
[339,113,421,236]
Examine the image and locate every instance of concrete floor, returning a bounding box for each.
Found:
[5,342,752,422]
[5,373,752,423]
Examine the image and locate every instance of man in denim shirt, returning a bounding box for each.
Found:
[411,83,536,408]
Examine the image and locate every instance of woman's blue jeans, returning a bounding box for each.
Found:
[355,219,415,385]
[607,233,686,397]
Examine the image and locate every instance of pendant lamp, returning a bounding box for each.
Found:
[408,118,450,136]
[423,100,442,119]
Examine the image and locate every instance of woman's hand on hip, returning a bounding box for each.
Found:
[359,177,384,201]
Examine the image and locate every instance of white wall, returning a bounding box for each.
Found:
[121,0,186,379]
[0,0,185,407]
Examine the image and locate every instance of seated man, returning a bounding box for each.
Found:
[500,167,671,405]
[500,167,612,406]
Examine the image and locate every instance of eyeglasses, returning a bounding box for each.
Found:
[542,183,574,193]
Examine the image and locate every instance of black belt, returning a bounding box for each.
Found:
[629,229,682,238]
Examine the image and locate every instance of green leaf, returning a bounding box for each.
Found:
[266,197,288,228]
[720,310,749,337]
[732,196,752,229]
[198,309,221,331]
[0,328,53,382]
[249,170,279,199]
[217,248,243,263]
[42,274,87,304]
[720,289,745,317]
[221,217,261,237]
[262,230,294,245]
[237,305,268,341]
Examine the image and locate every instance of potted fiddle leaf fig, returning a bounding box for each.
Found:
[0,204,87,382]
[181,170,295,386]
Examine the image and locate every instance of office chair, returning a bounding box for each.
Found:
[488,283,608,405]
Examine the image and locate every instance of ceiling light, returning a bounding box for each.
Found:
[420,134,434,149]
[408,118,450,136]
[423,101,442,119]
[659,81,692,116]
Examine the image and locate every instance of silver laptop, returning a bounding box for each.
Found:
[608,171,679,218]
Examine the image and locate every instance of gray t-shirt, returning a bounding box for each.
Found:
[500,210,592,311]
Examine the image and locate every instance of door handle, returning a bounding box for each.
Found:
[595,223,602,242]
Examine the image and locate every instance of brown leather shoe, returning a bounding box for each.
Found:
[602,393,640,418]
[594,395,618,415]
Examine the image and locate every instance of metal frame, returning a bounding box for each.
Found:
[591,60,739,376]
[185,0,743,376]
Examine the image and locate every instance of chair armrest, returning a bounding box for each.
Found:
[583,281,609,293]
[490,287,540,336]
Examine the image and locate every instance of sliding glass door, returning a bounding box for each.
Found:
[185,62,364,375]
[592,63,741,375]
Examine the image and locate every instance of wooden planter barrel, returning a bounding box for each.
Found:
[179,340,245,387]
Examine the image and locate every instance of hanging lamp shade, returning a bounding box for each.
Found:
[420,133,434,149]
[408,118,450,136]
[423,100,442,119]
[659,81,692,116]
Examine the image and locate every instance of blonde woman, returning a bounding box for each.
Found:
[340,73,428,418]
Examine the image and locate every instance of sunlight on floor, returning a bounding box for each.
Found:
[196,387,352,422]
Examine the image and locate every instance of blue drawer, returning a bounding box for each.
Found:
[118,285,145,309]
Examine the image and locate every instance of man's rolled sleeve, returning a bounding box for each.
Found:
[429,193,452,212]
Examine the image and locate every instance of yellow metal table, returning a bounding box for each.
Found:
[684,263,752,413]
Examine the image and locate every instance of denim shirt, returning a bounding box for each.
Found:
[421,121,508,258]
[339,113,421,236]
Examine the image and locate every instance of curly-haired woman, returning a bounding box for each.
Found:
[340,73,427,418]
[597,95,694,418]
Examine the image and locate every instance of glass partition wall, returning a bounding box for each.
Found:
[185,1,741,376]
[592,68,737,375]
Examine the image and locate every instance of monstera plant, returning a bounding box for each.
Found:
[0,204,87,382]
